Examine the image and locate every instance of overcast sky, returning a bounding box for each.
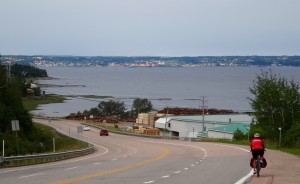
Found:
[1,0,299,56]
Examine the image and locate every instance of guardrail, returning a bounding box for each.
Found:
[0,146,94,168]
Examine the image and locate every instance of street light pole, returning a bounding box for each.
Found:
[2,140,4,157]
[193,127,194,141]
[278,127,282,148]
[247,127,250,142]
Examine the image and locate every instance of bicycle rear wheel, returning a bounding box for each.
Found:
[256,158,261,177]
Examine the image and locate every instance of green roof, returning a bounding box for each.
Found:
[170,114,253,125]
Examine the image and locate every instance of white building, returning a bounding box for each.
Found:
[155,114,253,139]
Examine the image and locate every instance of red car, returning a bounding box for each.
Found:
[100,129,109,136]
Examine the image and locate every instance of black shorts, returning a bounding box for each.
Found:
[252,149,264,159]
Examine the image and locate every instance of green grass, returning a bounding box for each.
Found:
[22,94,66,111]
[33,123,88,152]
[279,148,300,156]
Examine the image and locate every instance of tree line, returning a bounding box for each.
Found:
[235,69,300,148]
[69,98,153,119]
[0,61,60,156]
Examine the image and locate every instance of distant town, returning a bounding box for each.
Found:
[1,55,300,67]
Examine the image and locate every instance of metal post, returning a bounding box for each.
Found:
[164,108,168,138]
[11,120,20,155]
[248,131,249,142]
[247,127,250,142]
[131,108,134,131]
[16,131,19,155]
[278,127,282,148]
[2,140,4,157]
[53,138,56,152]
[193,127,194,140]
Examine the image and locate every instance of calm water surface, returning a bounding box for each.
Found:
[32,67,300,117]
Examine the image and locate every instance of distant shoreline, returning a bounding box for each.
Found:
[3,55,300,67]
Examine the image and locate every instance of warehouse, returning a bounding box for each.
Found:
[155,114,253,140]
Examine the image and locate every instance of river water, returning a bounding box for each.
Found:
[32,66,300,117]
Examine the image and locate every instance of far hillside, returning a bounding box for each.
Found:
[11,63,48,78]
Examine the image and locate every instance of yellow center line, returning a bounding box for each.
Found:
[51,147,171,184]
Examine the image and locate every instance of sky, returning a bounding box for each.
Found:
[1,0,300,56]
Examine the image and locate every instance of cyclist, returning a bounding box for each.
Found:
[250,133,265,174]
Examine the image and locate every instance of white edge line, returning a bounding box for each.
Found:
[142,140,253,184]
[144,181,154,184]
[65,167,78,171]
[234,170,254,184]
[19,173,44,178]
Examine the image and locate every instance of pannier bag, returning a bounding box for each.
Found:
[261,158,267,168]
[250,158,267,168]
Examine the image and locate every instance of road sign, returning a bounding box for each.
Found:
[11,120,20,131]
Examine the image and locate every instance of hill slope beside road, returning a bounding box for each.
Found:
[247,149,300,184]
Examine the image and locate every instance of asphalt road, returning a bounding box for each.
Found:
[1,119,298,184]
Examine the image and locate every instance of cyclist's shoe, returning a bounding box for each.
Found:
[253,170,257,175]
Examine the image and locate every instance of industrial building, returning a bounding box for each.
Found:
[155,114,253,140]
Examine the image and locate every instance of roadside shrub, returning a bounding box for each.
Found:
[282,123,300,148]
[233,129,246,140]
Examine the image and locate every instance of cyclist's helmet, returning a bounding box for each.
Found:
[254,133,260,138]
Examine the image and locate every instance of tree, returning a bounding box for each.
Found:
[233,129,247,140]
[89,107,100,115]
[97,100,126,117]
[248,69,300,141]
[132,98,153,117]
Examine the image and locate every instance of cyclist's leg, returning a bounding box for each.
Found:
[260,149,265,159]
[259,149,265,167]
[252,150,259,173]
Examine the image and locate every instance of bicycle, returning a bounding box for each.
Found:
[255,155,261,177]
[250,150,266,177]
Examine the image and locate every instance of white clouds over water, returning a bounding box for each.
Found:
[1,0,300,56]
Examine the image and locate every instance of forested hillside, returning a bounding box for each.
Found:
[0,61,55,156]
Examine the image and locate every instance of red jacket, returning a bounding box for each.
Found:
[251,138,265,150]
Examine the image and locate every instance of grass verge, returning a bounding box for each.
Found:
[34,123,88,152]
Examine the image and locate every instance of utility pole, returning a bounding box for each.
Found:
[1,62,12,89]
[5,63,11,82]
[164,107,169,138]
[199,96,208,133]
